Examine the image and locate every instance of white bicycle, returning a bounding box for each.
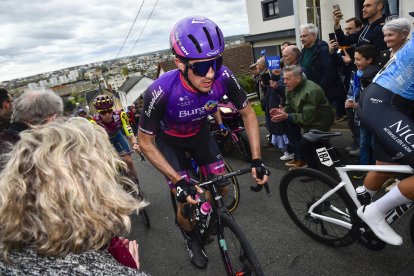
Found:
[280,130,414,250]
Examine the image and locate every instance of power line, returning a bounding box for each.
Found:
[128,0,159,56]
[112,0,145,64]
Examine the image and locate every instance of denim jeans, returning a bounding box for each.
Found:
[359,124,375,165]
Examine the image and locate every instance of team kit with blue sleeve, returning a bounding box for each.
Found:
[139,66,248,188]
[359,33,414,165]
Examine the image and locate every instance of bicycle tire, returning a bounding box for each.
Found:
[222,161,240,213]
[235,131,252,162]
[280,168,356,247]
[218,213,264,276]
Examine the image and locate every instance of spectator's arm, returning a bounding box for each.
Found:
[334,26,360,46]
[318,44,338,93]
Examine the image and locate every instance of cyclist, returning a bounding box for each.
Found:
[357,18,414,246]
[138,16,270,269]
[93,95,140,181]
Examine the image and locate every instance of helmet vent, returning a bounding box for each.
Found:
[215,27,222,47]
[188,35,202,53]
[203,27,214,50]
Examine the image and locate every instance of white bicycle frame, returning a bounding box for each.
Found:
[307,164,414,230]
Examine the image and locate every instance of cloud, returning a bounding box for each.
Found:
[0,0,248,82]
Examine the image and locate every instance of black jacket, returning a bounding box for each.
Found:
[334,16,387,52]
[299,39,345,101]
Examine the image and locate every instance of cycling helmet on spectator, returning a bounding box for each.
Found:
[170,16,224,60]
[93,95,113,110]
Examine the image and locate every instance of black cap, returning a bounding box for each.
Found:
[409,12,414,17]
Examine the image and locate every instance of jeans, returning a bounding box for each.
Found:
[286,121,302,160]
[359,124,374,165]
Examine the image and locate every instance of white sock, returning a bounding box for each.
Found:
[374,186,412,214]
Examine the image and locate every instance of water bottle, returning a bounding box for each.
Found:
[356,186,371,205]
[386,202,414,224]
[195,198,212,233]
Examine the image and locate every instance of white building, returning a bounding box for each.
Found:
[117,76,153,110]
[28,82,38,91]
[69,70,79,82]
[59,75,69,84]
[245,0,413,60]
[39,80,48,89]
[106,74,126,91]
[49,77,58,86]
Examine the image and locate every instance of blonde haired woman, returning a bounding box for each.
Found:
[0,117,147,275]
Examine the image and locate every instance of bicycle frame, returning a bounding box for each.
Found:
[307,135,414,230]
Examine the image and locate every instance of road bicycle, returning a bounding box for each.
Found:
[171,168,265,276]
[280,129,414,250]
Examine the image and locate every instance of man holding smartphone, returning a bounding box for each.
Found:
[333,0,387,52]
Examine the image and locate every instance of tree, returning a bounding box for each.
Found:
[122,67,129,76]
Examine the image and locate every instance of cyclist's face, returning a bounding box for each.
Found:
[100,109,113,123]
[177,57,217,93]
[354,52,372,71]
[383,29,407,52]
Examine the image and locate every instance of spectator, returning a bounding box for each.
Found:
[0,118,147,274]
[344,17,363,36]
[256,57,271,111]
[383,0,398,16]
[299,23,346,120]
[268,73,293,161]
[280,45,304,166]
[333,0,388,53]
[249,63,261,100]
[0,90,63,165]
[378,17,411,67]
[346,45,380,178]
[0,88,13,131]
[128,104,138,136]
[270,65,334,170]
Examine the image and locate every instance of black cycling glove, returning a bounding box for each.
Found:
[251,159,271,180]
[175,178,197,204]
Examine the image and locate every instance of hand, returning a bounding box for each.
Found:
[251,159,270,185]
[132,142,141,153]
[175,178,197,204]
[118,237,140,270]
[333,10,343,26]
[342,48,351,65]
[218,123,229,136]
[271,69,281,75]
[328,40,339,55]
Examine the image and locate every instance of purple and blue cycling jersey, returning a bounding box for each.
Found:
[139,65,248,137]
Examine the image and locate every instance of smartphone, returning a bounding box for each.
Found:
[328,33,336,42]
[333,4,341,11]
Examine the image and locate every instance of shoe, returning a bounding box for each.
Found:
[185,232,208,269]
[289,160,308,170]
[352,172,367,180]
[349,148,360,156]
[357,204,402,245]
[280,152,294,161]
[285,159,297,166]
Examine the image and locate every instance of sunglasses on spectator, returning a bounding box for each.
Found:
[98,108,113,115]
[183,55,223,77]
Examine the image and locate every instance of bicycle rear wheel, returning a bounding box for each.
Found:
[218,213,264,276]
[222,161,240,213]
[280,168,356,247]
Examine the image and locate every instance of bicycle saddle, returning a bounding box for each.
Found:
[303,129,342,142]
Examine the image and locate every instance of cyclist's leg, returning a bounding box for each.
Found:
[110,131,139,180]
[357,84,414,245]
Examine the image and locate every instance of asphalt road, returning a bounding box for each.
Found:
[128,124,414,275]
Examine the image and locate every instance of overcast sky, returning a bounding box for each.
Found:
[0,0,249,82]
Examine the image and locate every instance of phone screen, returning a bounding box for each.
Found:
[328,33,336,42]
[333,4,340,11]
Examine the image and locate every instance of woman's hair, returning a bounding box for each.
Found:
[382,18,411,36]
[0,117,147,258]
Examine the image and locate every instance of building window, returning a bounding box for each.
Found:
[262,0,279,21]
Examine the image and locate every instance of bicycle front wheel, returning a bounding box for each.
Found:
[218,213,264,276]
[280,168,356,247]
[222,161,240,213]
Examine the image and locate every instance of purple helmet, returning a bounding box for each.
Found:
[170,16,225,60]
[93,95,113,110]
